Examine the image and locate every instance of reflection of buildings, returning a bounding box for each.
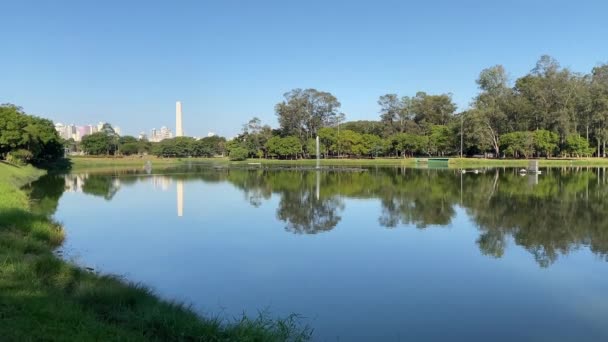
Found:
[151,175,172,191]
[64,174,89,192]
[63,174,121,200]
[149,176,183,217]
[177,180,184,217]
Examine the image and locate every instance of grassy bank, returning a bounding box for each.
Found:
[69,156,207,171]
[0,161,310,341]
[449,157,608,168]
[69,155,608,172]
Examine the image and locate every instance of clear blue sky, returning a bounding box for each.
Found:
[2,0,607,137]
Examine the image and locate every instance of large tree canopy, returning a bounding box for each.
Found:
[275,88,342,141]
[0,104,64,165]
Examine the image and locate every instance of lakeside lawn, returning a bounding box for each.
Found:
[0,161,310,341]
[69,155,608,172]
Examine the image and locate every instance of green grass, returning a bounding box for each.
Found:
[70,155,608,172]
[69,156,206,170]
[0,161,310,341]
[449,157,608,167]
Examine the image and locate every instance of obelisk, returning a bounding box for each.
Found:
[176,101,183,137]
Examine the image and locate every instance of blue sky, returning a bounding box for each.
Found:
[2,0,608,137]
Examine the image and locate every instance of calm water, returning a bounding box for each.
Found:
[30,165,608,341]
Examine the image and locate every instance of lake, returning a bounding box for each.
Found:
[29,165,608,341]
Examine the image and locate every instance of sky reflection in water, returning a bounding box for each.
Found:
[31,166,608,341]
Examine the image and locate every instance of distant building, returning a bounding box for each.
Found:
[54,123,68,139]
[150,126,173,142]
[55,121,116,141]
[207,132,216,137]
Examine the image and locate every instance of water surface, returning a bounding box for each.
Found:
[31,166,608,341]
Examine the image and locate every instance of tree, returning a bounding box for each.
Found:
[118,135,139,155]
[411,92,457,130]
[378,94,401,136]
[275,89,341,141]
[318,127,337,156]
[564,134,593,157]
[306,138,325,157]
[266,136,301,159]
[229,147,249,161]
[361,133,384,157]
[341,120,384,136]
[119,135,138,145]
[392,133,425,157]
[81,132,115,155]
[0,104,64,164]
[591,64,608,156]
[515,56,582,138]
[240,117,273,158]
[0,104,28,157]
[473,65,511,156]
[500,131,534,158]
[193,136,226,157]
[334,130,362,156]
[428,125,452,156]
[120,142,139,155]
[533,130,559,157]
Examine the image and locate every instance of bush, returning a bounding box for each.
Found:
[229,147,249,161]
[119,142,139,156]
[6,149,33,165]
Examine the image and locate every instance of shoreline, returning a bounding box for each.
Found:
[68,156,608,173]
[0,162,310,341]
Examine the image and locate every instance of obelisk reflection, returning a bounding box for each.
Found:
[177,180,184,217]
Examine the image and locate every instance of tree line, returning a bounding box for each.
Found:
[65,55,608,160]
[5,55,608,161]
[221,55,608,160]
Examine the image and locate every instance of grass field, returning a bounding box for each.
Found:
[0,161,310,341]
[69,155,608,172]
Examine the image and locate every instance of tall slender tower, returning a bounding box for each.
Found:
[175,101,183,137]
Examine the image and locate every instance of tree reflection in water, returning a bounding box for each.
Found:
[31,166,608,267]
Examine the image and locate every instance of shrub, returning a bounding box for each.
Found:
[229,147,249,161]
[6,149,33,165]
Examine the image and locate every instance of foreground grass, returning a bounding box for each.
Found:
[0,161,310,341]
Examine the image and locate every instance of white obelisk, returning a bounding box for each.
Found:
[176,101,183,137]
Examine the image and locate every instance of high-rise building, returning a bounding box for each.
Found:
[176,101,183,137]
[149,126,173,142]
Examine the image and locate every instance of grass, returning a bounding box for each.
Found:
[0,161,311,341]
[69,155,608,172]
[449,157,608,167]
